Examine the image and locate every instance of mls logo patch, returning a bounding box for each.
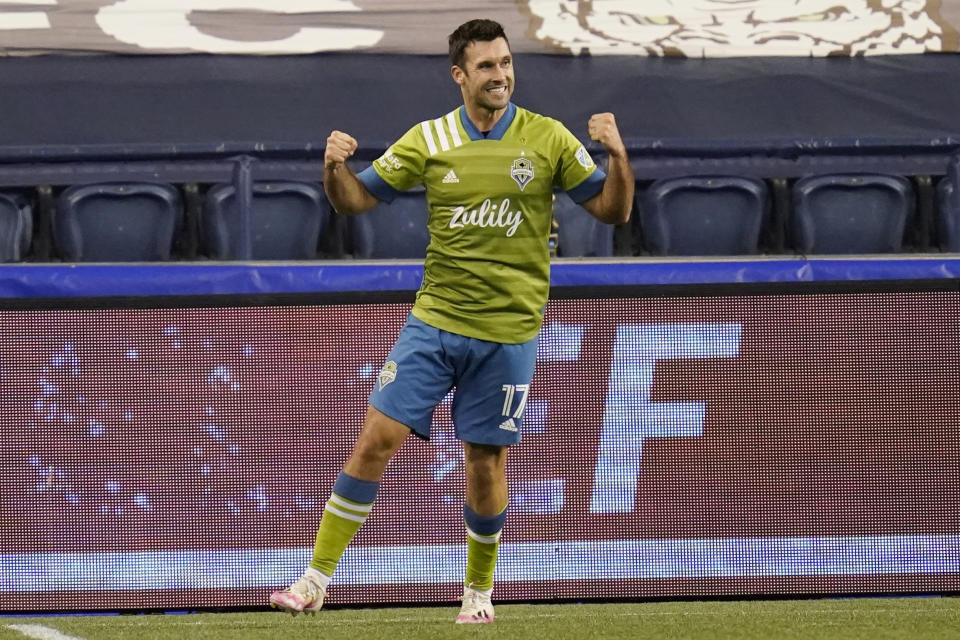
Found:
[378,361,397,391]
[575,146,595,169]
[510,156,534,191]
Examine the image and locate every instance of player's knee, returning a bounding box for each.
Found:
[464,444,507,481]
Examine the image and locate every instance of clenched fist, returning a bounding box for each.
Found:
[587,113,627,159]
[325,130,359,168]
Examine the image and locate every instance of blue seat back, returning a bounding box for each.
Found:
[552,191,613,257]
[350,190,429,259]
[937,155,960,252]
[937,178,960,252]
[54,183,182,262]
[0,191,32,262]
[643,176,768,256]
[792,174,914,254]
[203,181,330,260]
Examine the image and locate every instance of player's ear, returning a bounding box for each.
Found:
[451,65,466,86]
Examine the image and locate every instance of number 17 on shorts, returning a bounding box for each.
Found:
[498,384,529,433]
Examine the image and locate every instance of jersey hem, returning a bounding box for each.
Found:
[410,306,540,345]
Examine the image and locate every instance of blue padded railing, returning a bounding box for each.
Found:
[0,257,958,299]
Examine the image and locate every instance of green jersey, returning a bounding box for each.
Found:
[358,102,605,343]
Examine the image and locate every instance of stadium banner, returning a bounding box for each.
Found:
[1,279,958,610]
[0,0,957,57]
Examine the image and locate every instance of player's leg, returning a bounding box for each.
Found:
[311,407,411,576]
[457,442,508,624]
[270,407,410,615]
[451,334,538,624]
[271,313,454,615]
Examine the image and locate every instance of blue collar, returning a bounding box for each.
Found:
[458,102,517,141]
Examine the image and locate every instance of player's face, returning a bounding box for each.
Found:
[454,37,514,114]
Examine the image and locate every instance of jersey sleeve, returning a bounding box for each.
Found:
[553,122,607,204]
[358,124,427,203]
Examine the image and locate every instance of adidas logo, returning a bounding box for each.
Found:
[498,418,518,432]
[442,169,460,184]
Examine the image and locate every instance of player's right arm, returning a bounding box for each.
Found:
[323,130,380,215]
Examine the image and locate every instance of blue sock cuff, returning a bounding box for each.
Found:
[332,472,379,504]
[464,503,508,536]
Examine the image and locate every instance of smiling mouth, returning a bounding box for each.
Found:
[487,85,508,94]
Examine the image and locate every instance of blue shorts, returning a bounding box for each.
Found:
[369,313,538,446]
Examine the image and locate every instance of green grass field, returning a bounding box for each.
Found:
[4,598,959,640]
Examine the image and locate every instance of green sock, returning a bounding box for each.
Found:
[309,492,373,576]
[464,504,507,591]
[465,534,500,591]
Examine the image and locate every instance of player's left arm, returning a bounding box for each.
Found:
[580,113,634,225]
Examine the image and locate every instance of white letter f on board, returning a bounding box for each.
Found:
[590,323,742,513]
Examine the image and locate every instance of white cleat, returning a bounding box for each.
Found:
[269,572,327,616]
[455,586,494,624]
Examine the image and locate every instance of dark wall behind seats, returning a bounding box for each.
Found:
[0,53,958,156]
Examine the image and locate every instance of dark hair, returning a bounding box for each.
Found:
[448,19,510,68]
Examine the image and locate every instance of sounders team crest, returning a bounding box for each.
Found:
[378,361,397,391]
[510,155,534,191]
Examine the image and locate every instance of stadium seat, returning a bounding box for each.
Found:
[937,154,960,252]
[937,178,960,252]
[54,182,182,262]
[792,174,914,254]
[349,190,429,259]
[0,191,32,262]
[641,176,769,255]
[552,191,613,257]
[202,181,330,260]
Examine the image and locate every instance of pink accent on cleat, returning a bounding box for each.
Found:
[269,573,326,615]
[455,586,494,624]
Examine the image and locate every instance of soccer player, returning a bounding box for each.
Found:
[270,18,634,624]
